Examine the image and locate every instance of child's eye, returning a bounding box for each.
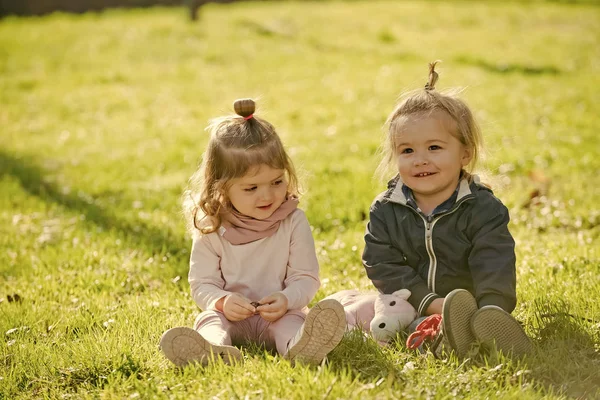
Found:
[400,148,413,154]
[243,186,257,192]
[429,145,441,150]
[272,179,284,186]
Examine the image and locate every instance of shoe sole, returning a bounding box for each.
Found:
[471,306,532,357]
[285,299,346,365]
[159,326,242,367]
[442,289,478,358]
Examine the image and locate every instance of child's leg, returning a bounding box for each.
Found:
[471,306,531,356]
[159,311,241,367]
[194,310,236,346]
[284,299,347,365]
[263,309,306,355]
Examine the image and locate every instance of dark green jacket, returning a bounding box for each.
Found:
[362,175,516,316]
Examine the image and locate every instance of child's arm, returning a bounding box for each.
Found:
[188,235,235,311]
[363,202,440,316]
[468,199,517,313]
[278,210,320,310]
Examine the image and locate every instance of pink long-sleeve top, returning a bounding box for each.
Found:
[188,209,321,311]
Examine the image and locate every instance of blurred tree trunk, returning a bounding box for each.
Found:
[0,0,183,16]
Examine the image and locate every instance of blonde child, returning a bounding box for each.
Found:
[362,63,531,358]
[160,99,346,367]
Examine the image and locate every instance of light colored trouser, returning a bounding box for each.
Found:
[194,309,307,356]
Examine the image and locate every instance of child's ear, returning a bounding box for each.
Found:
[391,289,411,300]
[461,147,473,166]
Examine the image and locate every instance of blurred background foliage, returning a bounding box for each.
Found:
[1,0,598,18]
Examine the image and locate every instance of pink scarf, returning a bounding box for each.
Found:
[220,197,299,245]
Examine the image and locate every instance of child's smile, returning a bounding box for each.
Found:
[393,110,472,214]
[414,172,437,178]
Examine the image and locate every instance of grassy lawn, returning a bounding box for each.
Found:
[1,1,599,398]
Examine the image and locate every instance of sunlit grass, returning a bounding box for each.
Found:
[1,1,599,398]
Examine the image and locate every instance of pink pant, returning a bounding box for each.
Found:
[194,309,306,355]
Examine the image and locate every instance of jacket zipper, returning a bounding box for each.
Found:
[424,218,437,292]
[399,197,474,293]
[425,197,473,292]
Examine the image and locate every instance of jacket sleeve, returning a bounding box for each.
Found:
[468,200,517,313]
[188,235,231,311]
[362,202,440,316]
[280,210,321,310]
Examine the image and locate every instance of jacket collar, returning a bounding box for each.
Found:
[385,174,478,206]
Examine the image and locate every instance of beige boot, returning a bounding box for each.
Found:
[285,299,346,365]
[160,326,242,367]
[442,289,478,358]
[471,306,532,357]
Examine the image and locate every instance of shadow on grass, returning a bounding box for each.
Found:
[326,306,599,397]
[327,329,402,383]
[53,353,144,393]
[0,150,188,269]
[527,299,600,398]
[455,55,562,75]
[3,352,145,398]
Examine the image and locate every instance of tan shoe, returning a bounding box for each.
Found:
[159,326,242,367]
[285,299,346,365]
[471,306,532,357]
[442,289,478,358]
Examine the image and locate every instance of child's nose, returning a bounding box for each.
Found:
[413,155,429,166]
[260,187,274,201]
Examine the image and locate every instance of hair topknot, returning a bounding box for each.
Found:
[184,97,300,235]
[425,60,440,91]
[233,98,255,118]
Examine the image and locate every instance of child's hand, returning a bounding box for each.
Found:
[426,298,444,315]
[256,292,288,322]
[222,293,256,322]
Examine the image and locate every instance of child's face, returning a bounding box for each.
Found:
[226,164,288,220]
[393,111,471,207]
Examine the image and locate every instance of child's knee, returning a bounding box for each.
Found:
[194,310,226,329]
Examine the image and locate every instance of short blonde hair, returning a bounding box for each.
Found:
[183,99,299,235]
[379,62,483,180]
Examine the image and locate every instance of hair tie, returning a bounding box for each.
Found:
[244,114,254,121]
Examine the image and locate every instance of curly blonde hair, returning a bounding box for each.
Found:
[183,99,299,235]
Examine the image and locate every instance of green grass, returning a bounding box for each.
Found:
[1,1,599,398]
